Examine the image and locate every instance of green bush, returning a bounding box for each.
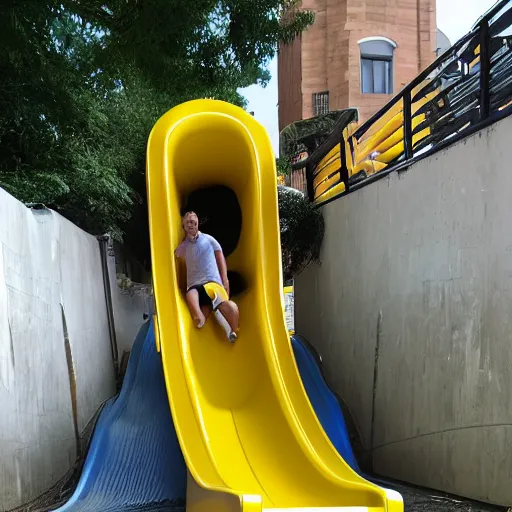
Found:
[278,186,324,280]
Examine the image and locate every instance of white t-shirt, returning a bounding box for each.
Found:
[175,232,223,289]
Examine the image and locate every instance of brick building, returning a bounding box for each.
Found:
[278,0,440,133]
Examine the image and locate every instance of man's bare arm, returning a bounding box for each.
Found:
[214,250,229,296]
[175,252,187,292]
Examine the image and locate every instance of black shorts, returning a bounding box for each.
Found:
[187,284,212,308]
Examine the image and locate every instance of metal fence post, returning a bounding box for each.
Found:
[479,19,491,119]
[339,131,350,193]
[403,91,414,160]
[306,162,315,202]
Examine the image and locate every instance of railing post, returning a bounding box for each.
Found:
[403,91,413,160]
[339,131,350,193]
[306,162,315,202]
[479,19,491,119]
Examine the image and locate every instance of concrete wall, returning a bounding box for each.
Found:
[0,189,117,510]
[109,267,153,357]
[295,115,512,506]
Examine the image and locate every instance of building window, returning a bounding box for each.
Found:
[312,91,329,116]
[359,37,396,95]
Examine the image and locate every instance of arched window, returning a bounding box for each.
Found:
[359,37,396,94]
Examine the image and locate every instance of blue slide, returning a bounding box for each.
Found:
[54,320,186,511]
[291,334,360,473]
[53,326,361,511]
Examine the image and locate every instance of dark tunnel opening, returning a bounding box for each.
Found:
[181,185,246,297]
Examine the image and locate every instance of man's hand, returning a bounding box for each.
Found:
[215,249,230,297]
[222,277,230,297]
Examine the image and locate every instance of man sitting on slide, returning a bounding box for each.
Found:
[175,211,239,341]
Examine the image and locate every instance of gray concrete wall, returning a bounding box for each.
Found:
[109,257,153,357]
[0,189,118,510]
[295,116,512,506]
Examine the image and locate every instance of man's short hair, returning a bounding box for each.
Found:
[182,211,198,221]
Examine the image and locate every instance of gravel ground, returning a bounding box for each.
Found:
[371,476,508,512]
[14,466,507,512]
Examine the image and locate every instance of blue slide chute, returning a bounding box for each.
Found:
[291,334,360,473]
[54,321,186,512]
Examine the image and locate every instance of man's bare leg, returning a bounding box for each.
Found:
[186,289,206,328]
[218,300,240,333]
[200,305,212,322]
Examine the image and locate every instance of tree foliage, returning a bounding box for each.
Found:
[278,186,324,281]
[0,1,314,268]
[276,157,292,176]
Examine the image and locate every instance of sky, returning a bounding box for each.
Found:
[239,0,499,155]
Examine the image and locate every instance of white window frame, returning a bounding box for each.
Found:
[358,37,397,95]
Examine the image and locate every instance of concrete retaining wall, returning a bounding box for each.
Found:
[109,264,153,358]
[295,115,512,505]
[0,189,118,510]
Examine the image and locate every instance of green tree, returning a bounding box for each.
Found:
[0,1,316,270]
[276,157,292,177]
[278,186,324,281]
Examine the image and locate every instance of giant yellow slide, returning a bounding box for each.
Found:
[146,99,403,512]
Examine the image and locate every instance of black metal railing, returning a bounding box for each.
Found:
[308,0,512,206]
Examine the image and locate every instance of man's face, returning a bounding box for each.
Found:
[183,213,199,239]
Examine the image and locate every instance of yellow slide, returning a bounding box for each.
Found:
[146,99,403,512]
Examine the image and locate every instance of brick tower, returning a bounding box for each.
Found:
[278,0,437,132]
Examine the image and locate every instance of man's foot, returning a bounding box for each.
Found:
[218,300,239,334]
[194,313,206,329]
